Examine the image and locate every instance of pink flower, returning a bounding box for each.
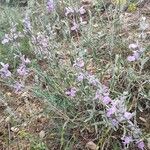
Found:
[65,87,77,98]
[136,141,145,150]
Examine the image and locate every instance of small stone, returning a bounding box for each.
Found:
[22,122,27,127]
[5,117,11,123]
[86,141,99,150]
[6,92,12,96]
[39,130,45,139]
[11,127,19,132]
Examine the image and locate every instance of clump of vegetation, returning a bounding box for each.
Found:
[0,0,149,149]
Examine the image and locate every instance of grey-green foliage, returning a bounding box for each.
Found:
[0,0,27,7]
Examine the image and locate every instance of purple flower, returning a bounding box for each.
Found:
[127,43,140,62]
[1,34,10,45]
[106,106,117,117]
[94,90,102,100]
[17,55,30,76]
[71,21,79,31]
[124,112,133,120]
[65,6,86,16]
[13,82,24,93]
[111,119,119,128]
[23,15,32,32]
[65,7,74,16]
[136,141,145,150]
[73,58,84,68]
[77,73,84,81]
[121,136,133,145]
[127,51,140,62]
[65,87,77,98]
[2,38,9,45]
[127,55,136,62]
[78,6,86,15]
[1,24,24,45]
[80,17,87,25]
[94,89,111,104]
[41,38,49,48]
[133,51,140,59]
[129,43,138,49]
[102,85,109,95]
[102,96,112,105]
[88,75,99,86]
[17,65,28,76]
[0,62,11,78]
[47,0,55,13]
[36,32,49,48]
